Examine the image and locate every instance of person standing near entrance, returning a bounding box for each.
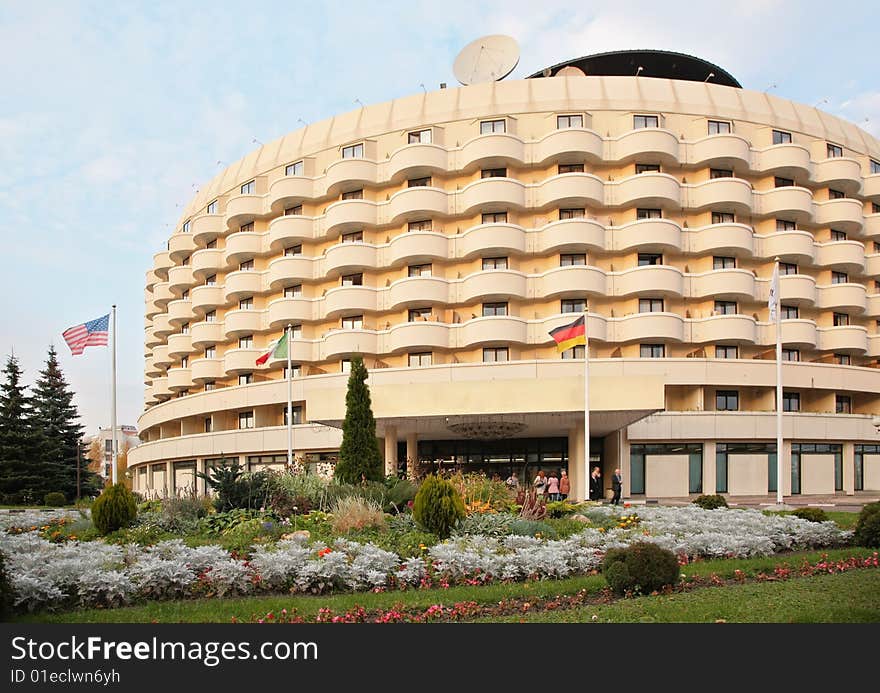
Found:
[611,468,623,505]
[559,470,570,500]
[589,466,602,501]
[546,470,560,501]
[533,469,547,496]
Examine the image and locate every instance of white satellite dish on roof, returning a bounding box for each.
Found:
[453,35,520,85]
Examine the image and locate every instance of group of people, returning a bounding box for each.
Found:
[526,469,570,501]
[508,466,623,504]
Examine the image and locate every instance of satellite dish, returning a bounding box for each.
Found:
[453,35,520,86]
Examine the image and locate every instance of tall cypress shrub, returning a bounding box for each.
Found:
[335,356,382,484]
[0,355,42,503]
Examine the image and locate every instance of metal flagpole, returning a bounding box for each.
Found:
[111,304,118,485]
[584,310,590,502]
[286,324,293,469]
[773,259,783,504]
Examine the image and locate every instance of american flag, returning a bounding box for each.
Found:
[62,314,110,355]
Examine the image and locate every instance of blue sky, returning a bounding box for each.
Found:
[1,0,877,435]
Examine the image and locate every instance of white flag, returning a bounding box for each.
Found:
[768,263,779,322]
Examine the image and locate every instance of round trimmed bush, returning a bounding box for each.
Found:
[854,501,880,547]
[43,492,66,507]
[91,483,138,535]
[509,519,557,539]
[412,475,465,539]
[792,507,828,523]
[602,542,680,596]
[693,494,728,510]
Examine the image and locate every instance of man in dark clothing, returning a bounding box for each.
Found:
[589,466,602,501]
[611,468,623,505]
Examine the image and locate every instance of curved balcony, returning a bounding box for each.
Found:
[460,133,525,170]
[387,231,449,266]
[813,198,863,235]
[387,143,449,183]
[612,312,684,343]
[322,329,379,359]
[152,282,173,309]
[866,254,880,277]
[167,265,194,296]
[152,377,171,401]
[863,175,880,200]
[386,322,450,353]
[324,242,378,276]
[459,316,528,347]
[267,256,315,288]
[387,186,449,222]
[153,313,173,338]
[166,332,193,359]
[752,144,812,177]
[145,326,161,349]
[534,173,604,208]
[225,194,264,229]
[166,367,192,391]
[612,265,683,298]
[816,326,868,353]
[457,223,526,258]
[191,358,225,383]
[191,248,224,278]
[687,134,751,169]
[459,177,525,213]
[689,315,757,344]
[224,232,266,266]
[814,241,865,273]
[536,218,605,254]
[325,158,378,197]
[167,232,197,262]
[687,223,754,256]
[324,286,378,317]
[815,283,867,313]
[612,129,680,164]
[864,214,880,240]
[167,299,194,326]
[866,294,880,317]
[153,251,172,280]
[145,269,158,291]
[268,214,316,250]
[190,321,225,348]
[268,176,314,213]
[685,178,753,213]
[868,335,880,358]
[533,128,603,164]
[779,320,817,349]
[459,270,527,303]
[813,158,862,195]
[191,214,225,246]
[325,199,377,235]
[778,274,817,306]
[152,345,172,369]
[543,313,608,344]
[753,186,813,222]
[145,356,161,379]
[611,219,682,253]
[190,285,225,315]
[755,230,815,264]
[536,265,607,298]
[388,276,449,309]
[611,173,680,208]
[223,270,264,301]
[224,349,264,375]
[267,297,315,328]
[688,269,755,300]
[223,310,264,338]
[145,298,162,321]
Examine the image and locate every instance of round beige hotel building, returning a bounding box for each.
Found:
[130,50,880,500]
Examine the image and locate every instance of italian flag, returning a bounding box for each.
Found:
[255,332,288,365]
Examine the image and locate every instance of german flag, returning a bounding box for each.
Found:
[549,315,586,352]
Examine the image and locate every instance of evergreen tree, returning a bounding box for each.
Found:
[335,356,383,484]
[0,355,42,502]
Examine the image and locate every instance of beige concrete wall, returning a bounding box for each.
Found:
[728,454,768,495]
[646,454,689,497]
[864,454,880,491]
[802,454,835,495]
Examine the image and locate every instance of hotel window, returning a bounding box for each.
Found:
[282,407,304,425]
[408,176,431,187]
[783,391,800,412]
[180,356,189,368]
[482,302,508,317]
[715,345,738,359]
[638,253,662,266]
[781,305,799,319]
[204,417,213,433]
[238,373,253,386]
[557,114,583,129]
[774,176,794,188]
[290,325,302,338]
[285,161,304,176]
[876,280,880,293]
[341,189,363,200]
[408,219,432,232]
[206,239,217,249]
[836,395,852,413]
[561,345,585,359]
[239,221,254,233]
[637,208,662,220]
[640,298,664,313]
[716,390,739,411]
[408,129,432,144]
[635,163,660,174]
[715,300,737,315]
[482,211,508,224]
[182,255,191,266]
[780,262,798,275]
[239,258,254,271]
[708,120,732,135]
[176,390,189,398]
[205,310,216,322]
[633,114,659,129]
[181,322,190,334]
[827,143,843,158]
[558,163,584,174]
[207,200,218,214]
[408,352,432,367]
[482,257,508,270]
[342,315,363,330]
[832,271,848,284]
[834,354,851,366]
[831,229,847,241]
[776,219,796,231]
[238,411,255,429]
[829,189,845,200]
[408,307,432,322]
[483,347,509,362]
[284,245,302,256]
[204,381,215,391]
[772,130,792,145]
[181,289,189,299]
[710,168,734,179]
[875,242,880,254]
[559,208,585,219]
[480,119,506,134]
[341,230,363,243]
[285,205,303,216]
[183,220,191,233]
[408,263,432,277]
[341,273,363,286]
[283,284,302,298]
[561,298,586,313]
[239,296,253,310]
[560,253,586,266]
[640,343,665,358]
[342,143,364,158]
[833,312,850,327]
[712,212,735,224]
[340,359,352,374]
[871,160,880,175]
[713,256,736,269]
[239,335,253,349]
[782,348,800,361]
[205,345,216,358]
[240,180,255,195]
[481,168,507,178]
[282,365,301,379]
[874,203,880,214]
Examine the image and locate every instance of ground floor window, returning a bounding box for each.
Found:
[247,454,287,472]
[854,444,880,491]
[630,443,702,495]
[715,442,777,494]
[791,443,842,494]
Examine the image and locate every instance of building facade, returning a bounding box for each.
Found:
[130,50,880,500]
[87,425,140,480]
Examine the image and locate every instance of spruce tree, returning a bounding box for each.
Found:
[0,355,42,503]
[335,356,383,484]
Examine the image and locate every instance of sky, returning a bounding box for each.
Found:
[1,0,878,436]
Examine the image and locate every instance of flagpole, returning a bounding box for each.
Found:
[774,258,783,504]
[584,309,591,503]
[286,324,293,469]
[111,304,118,485]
